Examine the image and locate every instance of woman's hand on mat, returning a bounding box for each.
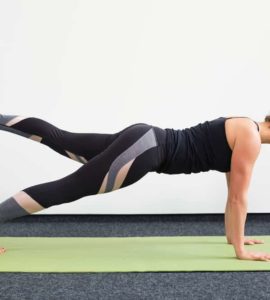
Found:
[237,250,270,262]
[0,247,6,254]
[244,238,264,245]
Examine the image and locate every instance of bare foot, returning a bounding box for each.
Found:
[0,247,6,254]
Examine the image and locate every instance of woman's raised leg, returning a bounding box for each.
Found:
[0,114,143,164]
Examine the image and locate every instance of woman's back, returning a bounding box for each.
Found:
[157,116,259,175]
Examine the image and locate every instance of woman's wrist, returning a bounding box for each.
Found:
[234,245,245,256]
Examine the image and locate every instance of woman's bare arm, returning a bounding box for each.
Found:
[228,124,259,255]
[224,172,231,243]
[226,123,270,260]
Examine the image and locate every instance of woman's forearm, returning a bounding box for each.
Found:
[224,198,232,243]
[227,197,248,256]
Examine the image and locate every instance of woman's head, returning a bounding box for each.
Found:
[261,114,270,140]
[265,115,270,122]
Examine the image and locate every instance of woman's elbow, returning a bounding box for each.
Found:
[227,192,248,203]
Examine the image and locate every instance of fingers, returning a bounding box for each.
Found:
[257,256,270,262]
[251,252,270,261]
[244,239,264,245]
[252,239,264,244]
[237,250,270,262]
[245,240,255,245]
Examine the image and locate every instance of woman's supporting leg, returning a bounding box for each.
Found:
[0,123,167,222]
[0,114,141,164]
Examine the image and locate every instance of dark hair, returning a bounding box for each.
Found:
[265,115,270,122]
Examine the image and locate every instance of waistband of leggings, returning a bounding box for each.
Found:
[151,125,167,145]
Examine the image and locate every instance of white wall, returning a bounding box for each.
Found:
[0,0,270,214]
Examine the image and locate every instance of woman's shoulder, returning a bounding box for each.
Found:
[227,116,258,131]
[224,116,260,152]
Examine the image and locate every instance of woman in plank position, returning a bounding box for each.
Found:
[0,113,269,262]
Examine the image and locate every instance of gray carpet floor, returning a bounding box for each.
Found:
[0,213,270,300]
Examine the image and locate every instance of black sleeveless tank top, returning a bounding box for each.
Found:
[158,116,259,174]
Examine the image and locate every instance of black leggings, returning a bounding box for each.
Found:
[0,114,167,222]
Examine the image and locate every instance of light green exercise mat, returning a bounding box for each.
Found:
[1,236,270,272]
